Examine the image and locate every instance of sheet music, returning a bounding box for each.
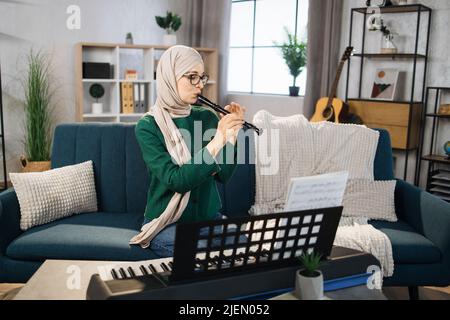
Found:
[284,171,349,212]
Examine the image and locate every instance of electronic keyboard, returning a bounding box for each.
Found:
[86,246,380,300]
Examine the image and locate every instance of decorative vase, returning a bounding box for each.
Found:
[294,269,324,300]
[163,34,177,46]
[92,103,103,114]
[381,34,397,54]
[289,86,300,97]
[20,156,51,173]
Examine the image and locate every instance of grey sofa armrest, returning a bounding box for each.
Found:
[395,179,450,269]
[0,188,22,255]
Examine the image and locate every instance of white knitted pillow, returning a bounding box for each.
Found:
[343,180,397,222]
[10,161,98,231]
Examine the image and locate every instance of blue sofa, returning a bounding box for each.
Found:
[1,123,450,299]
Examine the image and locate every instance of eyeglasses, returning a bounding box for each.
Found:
[182,73,209,86]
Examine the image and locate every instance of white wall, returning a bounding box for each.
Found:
[338,0,450,185]
[227,93,304,123]
[0,0,191,177]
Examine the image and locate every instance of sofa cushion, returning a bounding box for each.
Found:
[10,161,98,231]
[6,212,158,261]
[343,180,397,222]
[370,220,442,264]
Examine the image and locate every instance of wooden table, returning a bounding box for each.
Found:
[13,259,387,300]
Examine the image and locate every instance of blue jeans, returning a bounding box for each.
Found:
[142,213,231,258]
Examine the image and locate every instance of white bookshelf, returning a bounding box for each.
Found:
[75,43,219,123]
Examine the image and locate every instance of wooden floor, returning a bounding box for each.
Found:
[383,286,450,300]
[1,283,450,300]
[0,284,25,300]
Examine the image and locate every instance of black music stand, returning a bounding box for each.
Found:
[170,206,342,283]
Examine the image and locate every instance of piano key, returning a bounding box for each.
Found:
[127,267,136,277]
[168,262,173,270]
[160,262,170,272]
[148,264,158,274]
[119,268,128,279]
[140,265,149,275]
[111,269,119,280]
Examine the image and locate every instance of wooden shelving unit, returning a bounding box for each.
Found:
[353,4,431,14]
[416,87,450,202]
[75,43,219,123]
[345,5,432,182]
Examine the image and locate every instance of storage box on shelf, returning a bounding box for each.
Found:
[75,43,218,123]
[348,99,422,150]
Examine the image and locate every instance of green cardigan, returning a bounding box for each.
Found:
[135,106,237,223]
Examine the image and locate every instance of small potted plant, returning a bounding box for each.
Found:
[125,32,133,45]
[277,27,307,97]
[295,251,324,300]
[89,83,105,114]
[155,11,182,46]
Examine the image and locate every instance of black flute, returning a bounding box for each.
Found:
[197,95,263,136]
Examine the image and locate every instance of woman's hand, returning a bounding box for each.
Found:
[220,102,247,120]
[218,102,247,144]
[219,102,246,144]
[207,102,246,158]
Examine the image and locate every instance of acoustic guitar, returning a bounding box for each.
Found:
[310,46,354,123]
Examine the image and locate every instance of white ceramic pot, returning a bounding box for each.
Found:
[294,270,324,300]
[92,103,103,114]
[163,34,177,46]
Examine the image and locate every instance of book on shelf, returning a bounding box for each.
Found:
[133,83,140,113]
[120,82,134,114]
[140,83,148,113]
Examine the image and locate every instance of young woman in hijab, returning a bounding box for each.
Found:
[129,45,246,257]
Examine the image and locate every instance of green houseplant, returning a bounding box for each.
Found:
[295,251,324,300]
[20,50,55,172]
[89,83,105,114]
[125,32,133,45]
[277,27,307,97]
[155,11,182,46]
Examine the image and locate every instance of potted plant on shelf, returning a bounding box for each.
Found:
[155,11,182,46]
[277,27,307,97]
[20,50,55,173]
[295,251,324,300]
[89,83,105,114]
[125,32,133,45]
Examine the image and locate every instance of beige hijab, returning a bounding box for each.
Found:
[129,46,204,249]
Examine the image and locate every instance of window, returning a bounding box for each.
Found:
[228,0,308,96]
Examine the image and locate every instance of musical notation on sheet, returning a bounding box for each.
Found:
[284,171,349,212]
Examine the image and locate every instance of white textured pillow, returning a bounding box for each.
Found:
[343,180,397,222]
[10,161,98,231]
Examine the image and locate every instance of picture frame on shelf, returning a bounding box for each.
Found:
[125,69,138,81]
[370,68,399,101]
